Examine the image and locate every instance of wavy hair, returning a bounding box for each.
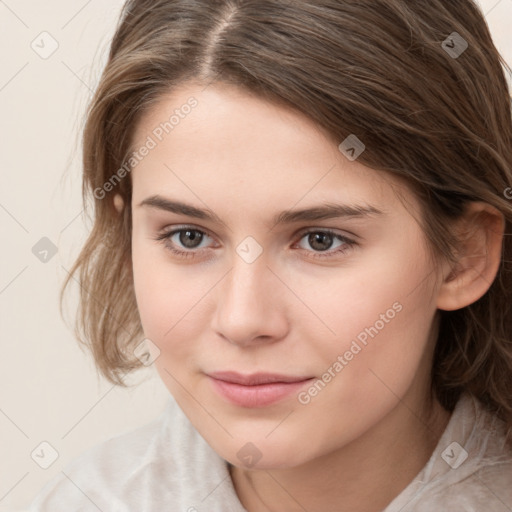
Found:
[62,0,512,431]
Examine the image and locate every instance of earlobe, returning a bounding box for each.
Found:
[436,202,505,312]
[113,193,125,213]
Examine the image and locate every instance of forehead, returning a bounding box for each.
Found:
[129,82,414,219]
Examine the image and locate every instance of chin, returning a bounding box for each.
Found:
[227,452,304,471]
[217,435,316,472]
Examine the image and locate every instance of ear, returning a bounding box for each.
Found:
[113,193,125,212]
[436,202,505,311]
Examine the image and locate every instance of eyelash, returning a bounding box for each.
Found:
[154,226,357,261]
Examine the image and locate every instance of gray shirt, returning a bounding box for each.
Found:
[28,393,512,511]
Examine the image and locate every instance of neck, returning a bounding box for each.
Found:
[229,391,452,512]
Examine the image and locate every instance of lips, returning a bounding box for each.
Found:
[207,371,313,385]
[207,371,315,407]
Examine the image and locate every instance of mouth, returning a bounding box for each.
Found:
[207,371,315,408]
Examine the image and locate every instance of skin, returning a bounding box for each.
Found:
[123,81,504,512]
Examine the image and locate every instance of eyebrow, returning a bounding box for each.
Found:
[138,195,384,227]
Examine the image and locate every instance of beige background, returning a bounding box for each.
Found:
[1,1,511,510]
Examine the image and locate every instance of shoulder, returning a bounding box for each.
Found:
[385,393,512,512]
[27,397,239,512]
[428,395,512,510]
[419,459,512,511]
[28,403,169,511]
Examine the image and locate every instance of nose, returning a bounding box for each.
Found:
[211,253,290,348]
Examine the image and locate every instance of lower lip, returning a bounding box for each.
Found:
[208,377,314,408]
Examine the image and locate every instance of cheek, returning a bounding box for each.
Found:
[298,233,437,392]
[294,235,434,361]
[132,258,202,402]
[288,281,437,461]
[313,302,434,446]
[131,239,217,367]
[132,238,183,343]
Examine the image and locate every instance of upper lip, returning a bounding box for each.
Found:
[208,371,313,386]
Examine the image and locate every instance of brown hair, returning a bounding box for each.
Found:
[62,0,512,429]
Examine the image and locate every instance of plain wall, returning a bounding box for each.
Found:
[1,1,511,510]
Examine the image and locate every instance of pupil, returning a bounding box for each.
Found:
[309,232,333,251]
[180,230,203,248]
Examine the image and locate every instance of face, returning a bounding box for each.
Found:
[129,81,443,470]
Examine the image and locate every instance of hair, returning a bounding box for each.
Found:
[62,0,512,432]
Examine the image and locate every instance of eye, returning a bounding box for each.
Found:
[294,229,356,259]
[154,226,357,261]
[154,226,215,259]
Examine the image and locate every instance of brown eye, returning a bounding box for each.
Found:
[307,232,335,252]
[177,229,204,249]
[154,226,214,259]
[295,229,357,260]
